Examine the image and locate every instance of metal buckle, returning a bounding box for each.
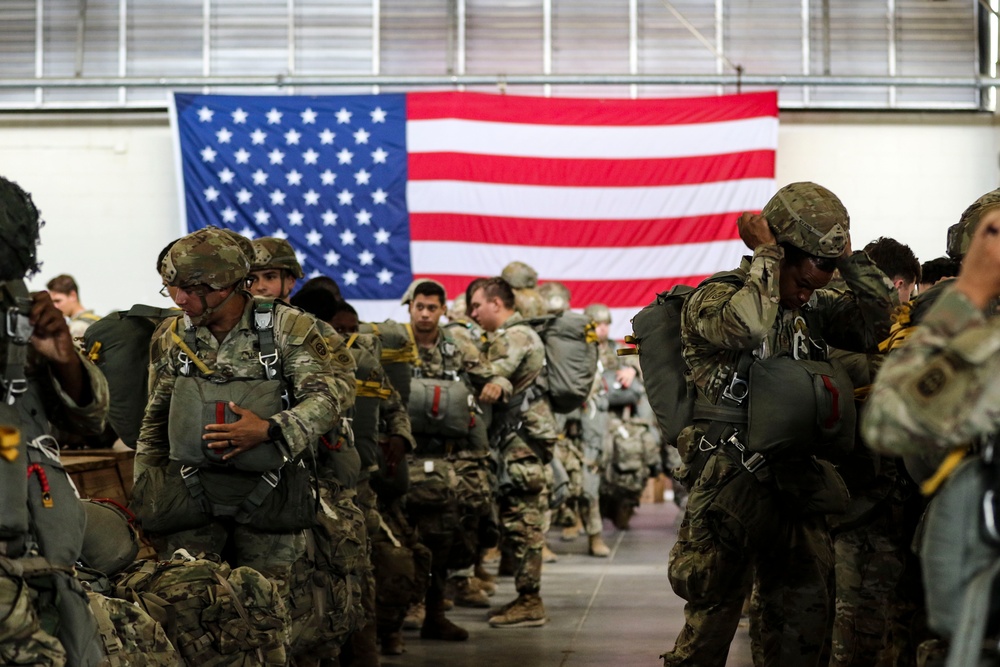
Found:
[254,307,274,331]
[984,489,1000,545]
[180,465,198,479]
[2,378,27,405]
[721,375,749,405]
[178,351,192,376]
[259,351,278,379]
[725,432,766,473]
[698,435,718,452]
[6,309,32,344]
[262,469,281,488]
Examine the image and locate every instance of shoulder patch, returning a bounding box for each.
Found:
[311,335,330,359]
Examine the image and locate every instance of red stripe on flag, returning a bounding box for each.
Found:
[407,91,778,125]
[408,150,775,187]
[418,274,719,310]
[409,213,744,248]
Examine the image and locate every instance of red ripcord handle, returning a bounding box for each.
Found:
[26,463,54,508]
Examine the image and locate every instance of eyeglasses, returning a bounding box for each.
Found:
[161,284,212,298]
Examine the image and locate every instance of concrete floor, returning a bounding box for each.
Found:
[382,501,754,667]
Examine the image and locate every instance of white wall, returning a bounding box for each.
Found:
[0,109,997,320]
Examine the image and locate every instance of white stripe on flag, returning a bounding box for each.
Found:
[411,239,747,281]
[407,117,779,159]
[406,178,775,220]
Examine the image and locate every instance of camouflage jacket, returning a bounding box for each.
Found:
[443,319,487,353]
[681,245,894,404]
[20,349,109,444]
[862,286,1000,457]
[135,295,349,477]
[486,313,559,442]
[414,325,493,385]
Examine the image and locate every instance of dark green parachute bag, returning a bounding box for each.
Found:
[79,499,140,578]
[82,305,178,447]
[622,272,744,445]
[359,319,417,404]
[516,311,599,414]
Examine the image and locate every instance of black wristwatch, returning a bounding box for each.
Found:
[266,419,284,443]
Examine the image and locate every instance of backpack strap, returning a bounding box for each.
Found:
[0,280,32,404]
[253,301,281,380]
[946,558,1000,667]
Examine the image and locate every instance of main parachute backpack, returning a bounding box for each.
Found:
[518,311,599,414]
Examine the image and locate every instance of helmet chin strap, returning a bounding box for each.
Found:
[185,286,241,327]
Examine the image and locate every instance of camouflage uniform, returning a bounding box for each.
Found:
[485,312,559,597]
[663,240,893,667]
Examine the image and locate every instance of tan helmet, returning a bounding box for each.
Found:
[400,278,447,305]
[947,188,1000,260]
[538,281,572,314]
[448,294,467,319]
[583,303,612,324]
[501,261,539,289]
[251,236,304,278]
[160,227,249,288]
[762,182,849,259]
[220,229,257,272]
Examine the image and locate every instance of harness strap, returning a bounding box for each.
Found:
[171,319,214,376]
[0,280,31,404]
[945,558,1000,667]
[922,447,970,496]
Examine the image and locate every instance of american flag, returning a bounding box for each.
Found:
[172,90,778,339]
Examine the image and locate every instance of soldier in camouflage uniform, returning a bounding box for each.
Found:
[502,261,548,318]
[470,276,560,628]
[662,182,894,667]
[135,228,349,634]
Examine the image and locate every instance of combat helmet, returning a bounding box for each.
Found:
[762,182,849,259]
[160,227,249,289]
[947,188,1000,260]
[252,236,304,278]
[583,303,612,324]
[501,261,539,289]
[0,176,42,281]
[538,282,571,314]
[400,278,447,305]
[448,294,467,320]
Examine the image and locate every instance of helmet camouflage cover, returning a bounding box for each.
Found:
[160,227,249,289]
[538,281,571,314]
[251,236,304,278]
[501,261,538,289]
[583,303,612,324]
[762,182,849,259]
[947,188,1000,260]
[400,277,447,305]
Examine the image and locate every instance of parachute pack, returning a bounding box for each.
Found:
[602,418,659,496]
[359,319,417,404]
[515,311,599,414]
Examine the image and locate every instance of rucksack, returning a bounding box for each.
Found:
[516,312,599,414]
[602,419,658,496]
[359,319,417,404]
[622,272,744,445]
[86,590,182,666]
[111,551,288,667]
[83,305,178,447]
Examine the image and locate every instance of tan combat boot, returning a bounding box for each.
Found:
[588,534,611,557]
[453,577,490,608]
[541,543,559,563]
[380,631,405,656]
[488,593,548,628]
[561,515,583,541]
[420,599,470,641]
[471,575,497,597]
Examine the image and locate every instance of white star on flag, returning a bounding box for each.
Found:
[371,148,388,164]
[301,108,317,124]
[354,169,371,185]
[370,107,387,123]
[303,149,319,165]
[288,210,305,226]
[337,190,354,205]
[308,269,322,279]
[266,108,283,124]
[255,208,271,224]
[319,129,335,145]
[268,149,285,165]
[322,210,337,226]
[306,229,323,246]
[356,209,372,225]
[252,169,268,185]
[200,146,217,162]
[221,207,237,222]
[295,250,307,265]
[216,128,233,144]
[273,228,288,240]
[304,190,320,205]
[198,106,214,122]
[284,129,302,145]
[353,128,370,144]
[343,270,359,285]
[204,186,219,202]
[374,228,390,244]
[219,168,235,184]
[320,170,336,185]
[236,189,252,204]
[251,129,267,145]
[358,250,375,266]
[336,108,352,124]
[371,189,388,204]
[337,149,353,165]
[286,170,303,186]
[239,226,256,239]
[269,190,286,206]
[340,229,357,245]
[324,249,341,266]
[231,108,248,124]
[377,269,393,284]
[235,148,251,164]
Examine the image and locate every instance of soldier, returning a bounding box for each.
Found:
[661,182,894,667]
[248,236,304,300]
[917,256,960,296]
[133,228,349,630]
[501,261,548,318]
[538,281,572,315]
[470,276,560,628]
[863,236,921,303]
[46,274,101,340]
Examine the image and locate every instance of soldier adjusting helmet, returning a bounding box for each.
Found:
[160,227,250,289]
[762,182,849,259]
[501,261,539,289]
[947,188,1000,260]
[251,236,304,278]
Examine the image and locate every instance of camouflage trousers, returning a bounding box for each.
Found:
[498,435,548,595]
[662,454,835,667]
